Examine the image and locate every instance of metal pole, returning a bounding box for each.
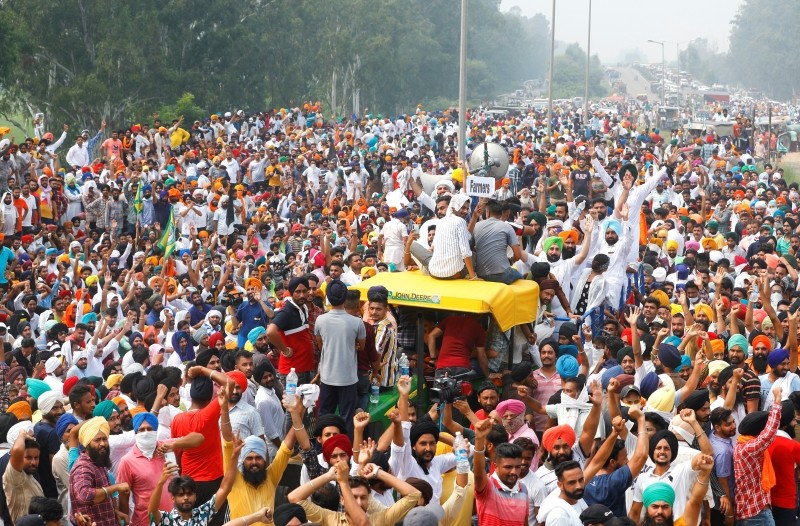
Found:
[457,0,468,162]
[415,313,426,416]
[768,104,772,163]
[661,43,665,106]
[547,0,556,135]
[583,0,592,127]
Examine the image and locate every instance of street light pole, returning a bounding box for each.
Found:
[457,0,467,162]
[647,39,665,106]
[547,0,556,135]
[583,0,592,127]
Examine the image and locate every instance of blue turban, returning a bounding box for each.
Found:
[25,378,51,400]
[601,365,623,390]
[640,371,660,399]
[172,330,195,361]
[727,333,749,356]
[663,335,682,347]
[238,436,268,471]
[248,326,267,346]
[133,412,159,433]
[558,344,579,358]
[768,348,790,369]
[82,312,98,324]
[657,343,682,369]
[604,219,622,236]
[674,354,692,373]
[93,400,119,420]
[45,248,58,256]
[130,331,142,342]
[556,355,579,379]
[142,184,152,192]
[179,249,191,257]
[56,414,79,439]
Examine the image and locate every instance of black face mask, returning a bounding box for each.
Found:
[752,355,769,374]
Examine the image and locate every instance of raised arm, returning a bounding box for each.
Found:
[579,380,604,457]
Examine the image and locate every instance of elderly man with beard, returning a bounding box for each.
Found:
[33,391,65,499]
[496,399,541,470]
[3,428,44,524]
[221,386,310,524]
[69,416,131,526]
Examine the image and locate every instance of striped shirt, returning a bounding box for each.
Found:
[428,214,472,278]
[374,318,398,387]
[476,475,529,526]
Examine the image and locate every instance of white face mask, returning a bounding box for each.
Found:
[135,431,158,459]
[771,292,783,309]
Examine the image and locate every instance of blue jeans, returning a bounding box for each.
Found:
[738,508,775,526]
[481,267,524,284]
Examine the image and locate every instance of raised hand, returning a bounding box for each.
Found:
[680,408,697,425]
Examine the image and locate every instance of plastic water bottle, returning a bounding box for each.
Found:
[454,432,470,474]
[398,353,410,377]
[370,379,380,405]
[285,368,298,407]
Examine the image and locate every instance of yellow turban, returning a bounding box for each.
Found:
[85,275,99,287]
[79,416,110,448]
[646,386,676,412]
[707,360,728,376]
[666,240,679,251]
[651,290,669,308]
[694,303,713,321]
[105,374,124,389]
[670,304,682,316]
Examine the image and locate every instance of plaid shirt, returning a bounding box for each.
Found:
[733,401,781,520]
[0,363,9,411]
[70,452,118,526]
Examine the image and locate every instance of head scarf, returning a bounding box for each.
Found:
[238,436,268,471]
[642,481,676,508]
[321,433,353,464]
[25,378,50,400]
[38,391,62,415]
[496,399,525,417]
[248,326,266,346]
[56,413,78,439]
[93,400,119,420]
[542,236,563,253]
[649,429,679,463]
[132,412,158,433]
[542,425,577,452]
[171,331,195,361]
[727,333,749,356]
[447,193,470,215]
[78,416,110,447]
[7,401,32,420]
[556,355,579,378]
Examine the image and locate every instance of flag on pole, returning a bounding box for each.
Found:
[157,208,177,259]
[132,182,143,215]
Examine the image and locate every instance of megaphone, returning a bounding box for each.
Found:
[468,142,510,179]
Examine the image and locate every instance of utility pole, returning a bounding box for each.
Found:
[457,0,468,161]
[647,40,665,106]
[583,0,592,127]
[547,0,556,135]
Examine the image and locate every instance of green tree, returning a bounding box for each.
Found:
[551,44,607,99]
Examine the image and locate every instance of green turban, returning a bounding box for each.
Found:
[542,236,564,253]
[546,204,557,216]
[92,400,119,421]
[642,481,675,509]
[527,211,547,227]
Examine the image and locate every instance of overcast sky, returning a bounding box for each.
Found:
[500,0,743,64]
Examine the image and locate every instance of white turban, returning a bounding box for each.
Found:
[38,391,62,414]
[448,193,471,215]
[45,356,62,374]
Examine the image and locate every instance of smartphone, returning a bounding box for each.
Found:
[164,451,177,466]
[790,297,800,315]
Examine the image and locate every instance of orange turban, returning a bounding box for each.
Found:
[709,339,725,355]
[226,371,248,393]
[559,230,579,243]
[542,424,577,452]
[7,401,32,421]
[752,335,772,353]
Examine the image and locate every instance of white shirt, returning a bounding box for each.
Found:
[389,421,456,501]
[631,461,698,519]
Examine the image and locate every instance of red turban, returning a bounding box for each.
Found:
[322,433,352,464]
[226,371,248,393]
[208,332,225,348]
[752,335,772,353]
[542,425,577,452]
[63,376,80,396]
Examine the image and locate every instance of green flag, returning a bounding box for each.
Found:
[157,208,177,258]
[132,182,143,215]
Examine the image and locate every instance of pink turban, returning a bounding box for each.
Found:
[496,399,526,417]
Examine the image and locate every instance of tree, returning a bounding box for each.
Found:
[551,44,607,99]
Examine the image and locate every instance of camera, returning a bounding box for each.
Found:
[429,371,476,403]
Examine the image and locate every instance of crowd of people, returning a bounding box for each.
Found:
[0,99,797,526]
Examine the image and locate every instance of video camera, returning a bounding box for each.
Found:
[429,371,477,403]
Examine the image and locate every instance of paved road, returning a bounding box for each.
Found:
[607,66,654,99]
